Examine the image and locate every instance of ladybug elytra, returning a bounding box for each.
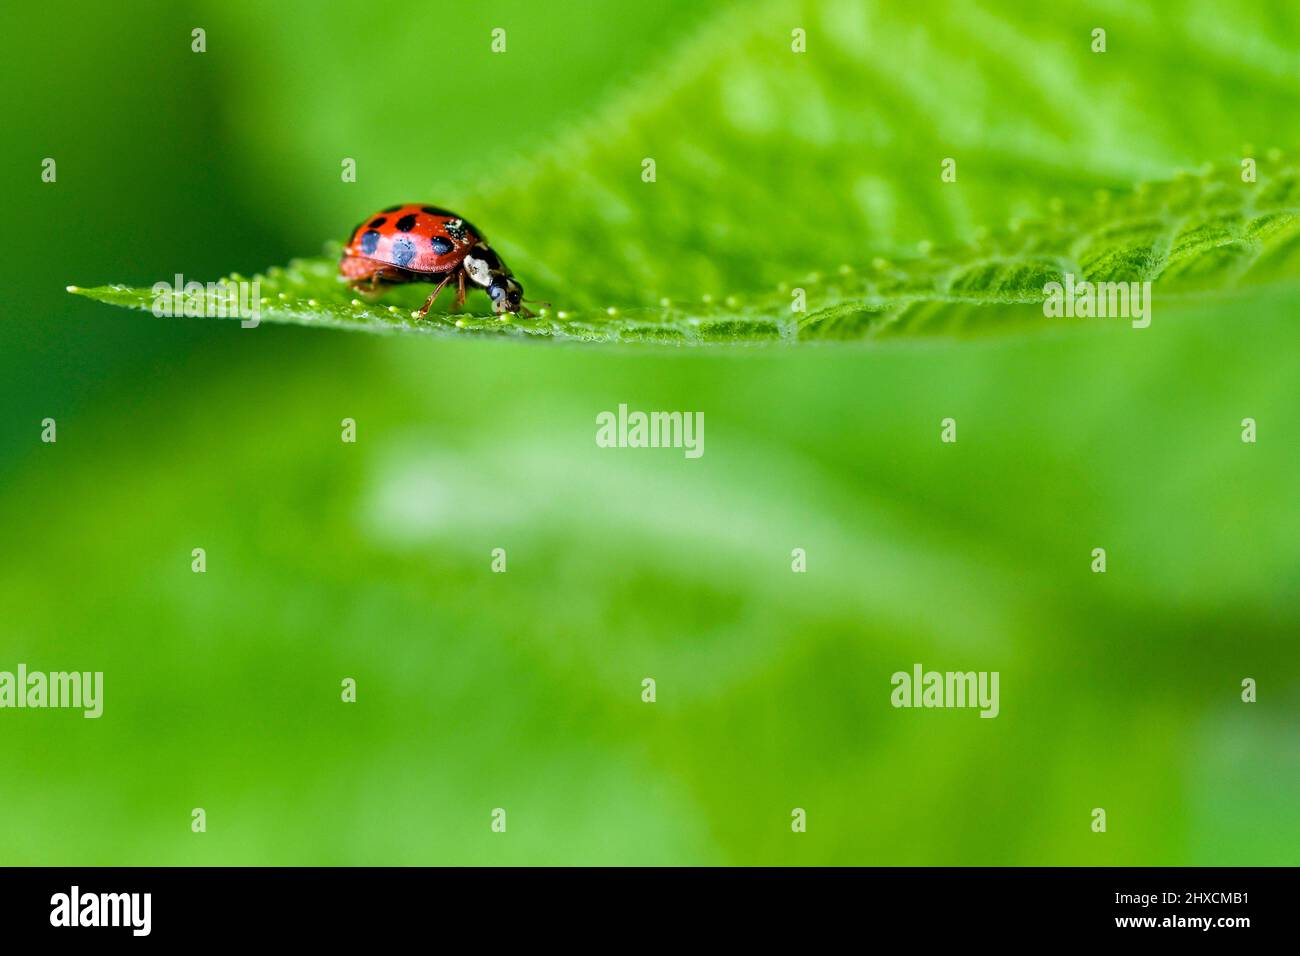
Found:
[339,203,536,316]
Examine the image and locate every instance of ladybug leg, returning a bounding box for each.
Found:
[349,271,384,298]
[452,270,467,311]
[418,272,457,317]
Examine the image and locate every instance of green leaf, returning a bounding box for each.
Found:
[70,161,1300,343]
[70,0,1300,343]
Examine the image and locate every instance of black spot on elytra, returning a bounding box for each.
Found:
[395,214,418,232]
[382,204,403,213]
[421,205,454,216]
[429,236,453,255]
[391,236,417,267]
[360,230,381,255]
[369,217,387,229]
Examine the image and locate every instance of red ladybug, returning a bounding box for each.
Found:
[340,204,534,316]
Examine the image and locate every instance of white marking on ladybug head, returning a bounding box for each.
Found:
[463,251,492,287]
[488,276,523,313]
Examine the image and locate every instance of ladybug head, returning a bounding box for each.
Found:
[463,243,525,314]
[487,275,523,314]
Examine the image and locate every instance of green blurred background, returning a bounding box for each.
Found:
[0,0,1296,864]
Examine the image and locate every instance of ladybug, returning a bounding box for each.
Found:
[340,203,535,316]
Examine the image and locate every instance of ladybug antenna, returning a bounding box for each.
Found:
[516,299,548,319]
